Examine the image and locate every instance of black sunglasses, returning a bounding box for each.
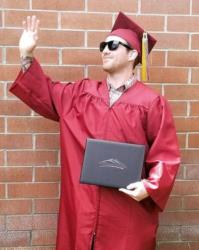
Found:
[99,40,132,52]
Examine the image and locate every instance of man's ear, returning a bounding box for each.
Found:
[128,50,138,62]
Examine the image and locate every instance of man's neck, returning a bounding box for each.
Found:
[107,70,134,89]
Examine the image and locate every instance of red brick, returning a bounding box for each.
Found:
[33,214,57,230]
[7,214,57,230]
[7,150,58,166]
[8,183,59,198]
[4,247,55,250]
[169,102,187,116]
[181,149,199,164]
[4,10,58,29]
[0,184,5,198]
[160,211,199,225]
[176,165,184,179]
[185,164,199,179]
[32,0,85,10]
[130,15,164,32]
[0,200,32,215]
[172,180,199,195]
[192,34,199,49]
[0,65,19,81]
[34,199,59,213]
[0,231,30,247]
[0,0,29,9]
[0,100,31,116]
[0,83,4,98]
[149,68,188,84]
[192,68,199,83]
[190,102,199,116]
[43,65,84,82]
[189,134,199,148]
[0,151,4,166]
[7,117,59,133]
[61,13,112,30]
[88,0,138,12]
[39,30,84,47]
[164,85,199,100]
[35,167,60,182]
[0,48,2,63]
[6,47,59,65]
[0,167,32,182]
[7,215,33,230]
[183,196,199,209]
[192,0,199,14]
[147,84,162,95]
[157,225,180,241]
[158,242,191,250]
[80,15,164,37]
[31,230,56,246]
[0,29,21,46]
[88,31,108,47]
[24,247,55,250]
[141,0,190,14]
[164,196,182,211]
[149,51,165,66]
[181,226,199,240]
[175,118,199,132]
[0,134,32,150]
[168,51,199,67]
[165,195,182,211]
[168,16,199,32]
[0,118,4,133]
[190,242,199,250]
[62,49,101,65]
[88,66,107,80]
[0,216,5,231]
[6,83,15,99]
[36,134,59,149]
[177,134,186,148]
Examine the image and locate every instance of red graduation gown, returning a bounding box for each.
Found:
[10,59,180,250]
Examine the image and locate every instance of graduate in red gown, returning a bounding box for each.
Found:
[10,12,180,250]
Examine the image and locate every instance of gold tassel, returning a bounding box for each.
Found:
[141,32,148,81]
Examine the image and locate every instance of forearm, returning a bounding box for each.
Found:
[10,58,60,121]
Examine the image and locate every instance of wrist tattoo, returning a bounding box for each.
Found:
[21,56,33,72]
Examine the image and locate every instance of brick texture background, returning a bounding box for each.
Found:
[0,0,199,249]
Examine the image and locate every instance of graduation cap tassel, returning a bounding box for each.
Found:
[141,32,148,81]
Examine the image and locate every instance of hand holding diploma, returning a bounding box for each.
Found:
[119,180,149,202]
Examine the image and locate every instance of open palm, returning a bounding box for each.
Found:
[19,16,40,57]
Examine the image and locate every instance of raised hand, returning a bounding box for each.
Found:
[19,16,40,58]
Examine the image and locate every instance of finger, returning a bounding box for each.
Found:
[22,20,27,31]
[126,182,139,190]
[34,35,38,41]
[119,188,133,196]
[31,15,36,31]
[27,16,31,31]
[119,188,141,201]
[34,19,40,34]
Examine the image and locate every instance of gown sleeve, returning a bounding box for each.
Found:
[143,96,181,211]
[9,58,76,121]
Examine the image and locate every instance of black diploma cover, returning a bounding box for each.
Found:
[80,138,145,188]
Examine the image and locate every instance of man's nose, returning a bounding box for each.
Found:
[102,44,110,54]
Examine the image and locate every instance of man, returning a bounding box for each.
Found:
[10,12,180,250]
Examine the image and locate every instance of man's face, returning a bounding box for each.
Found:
[101,36,132,73]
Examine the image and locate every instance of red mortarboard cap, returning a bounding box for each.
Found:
[109,12,157,66]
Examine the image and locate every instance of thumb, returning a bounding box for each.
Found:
[126,182,139,190]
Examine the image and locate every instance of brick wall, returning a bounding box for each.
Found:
[0,0,198,249]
